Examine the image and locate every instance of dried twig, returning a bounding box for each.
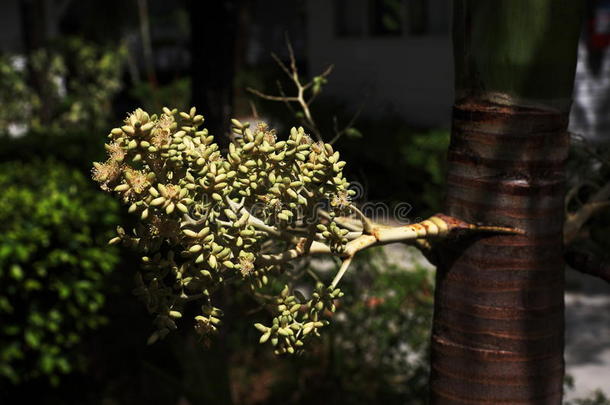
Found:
[247,37,362,144]
[330,100,365,145]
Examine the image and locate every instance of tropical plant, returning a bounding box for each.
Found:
[0,160,120,385]
[91,102,516,356]
[90,1,610,403]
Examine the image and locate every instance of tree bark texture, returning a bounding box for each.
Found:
[429,1,583,403]
[430,104,569,404]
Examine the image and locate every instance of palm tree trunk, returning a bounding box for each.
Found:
[429,1,583,403]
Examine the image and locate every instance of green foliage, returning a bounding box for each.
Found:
[0,160,120,385]
[397,129,449,210]
[323,248,433,403]
[0,37,124,136]
[227,248,433,405]
[0,36,126,193]
[0,55,34,133]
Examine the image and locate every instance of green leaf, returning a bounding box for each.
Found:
[345,127,363,139]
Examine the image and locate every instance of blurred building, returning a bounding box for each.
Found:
[3,0,610,136]
[305,0,610,138]
[570,0,610,143]
[306,0,453,128]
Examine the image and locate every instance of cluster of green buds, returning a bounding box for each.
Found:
[254,284,343,355]
[316,221,350,255]
[92,107,355,352]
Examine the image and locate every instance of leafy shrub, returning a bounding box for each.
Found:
[328,249,433,403]
[0,35,126,200]
[0,37,124,137]
[227,248,433,405]
[0,160,120,385]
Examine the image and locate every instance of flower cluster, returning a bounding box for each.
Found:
[255,284,344,355]
[93,107,354,352]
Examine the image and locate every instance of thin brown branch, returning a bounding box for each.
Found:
[248,99,259,119]
[318,64,335,79]
[270,52,293,80]
[275,80,300,118]
[246,87,298,102]
[304,64,334,94]
[284,33,299,79]
[248,39,331,143]
[349,204,374,233]
[330,256,354,289]
[295,86,322,141]
[329,100,365,145]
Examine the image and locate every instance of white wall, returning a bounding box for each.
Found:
[569,43,610,144]
[306,0,453,128]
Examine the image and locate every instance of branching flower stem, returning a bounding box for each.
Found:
[349,205,374,233]
[317,209,361,232]
[331,256,354,289]
[225,196,297,243]
[255,209,522,289]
